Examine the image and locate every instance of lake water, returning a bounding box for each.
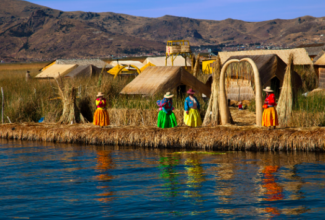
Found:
[1,140,325,219]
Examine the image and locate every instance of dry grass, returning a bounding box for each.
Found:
[0,65,209,123]
[0,62,322,129]
[1,122,325,151]
[0,62,48,71]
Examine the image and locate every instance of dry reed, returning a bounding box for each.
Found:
[1,123,325,151]
[203,57,221,126]
[277,53,294,126]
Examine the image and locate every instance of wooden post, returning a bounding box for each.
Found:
[1,87,3,124]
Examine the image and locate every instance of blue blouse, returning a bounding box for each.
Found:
[184,96,200,111]
[157,98,173,113]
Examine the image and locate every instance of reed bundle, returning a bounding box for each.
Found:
[203,57,221,126]
[277,53,294,126]
[193,53,200,78]
[1,123,325,152]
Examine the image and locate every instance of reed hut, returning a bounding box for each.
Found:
[143,56,191,67]
[313,52,325,89]
[218,49,312,65]
[110,60,144,69]
[206,54,302,101]
[56,59,111,70]
[296,43,325,61]
[35,64,77,79]
[120,66,211,97]
[64,65,99,78]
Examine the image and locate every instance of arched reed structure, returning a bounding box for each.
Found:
[219,58,263,126]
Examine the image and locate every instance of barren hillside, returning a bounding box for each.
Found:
[1,0,325,61]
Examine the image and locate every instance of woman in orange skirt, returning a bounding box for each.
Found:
[262,87,278,129]
[93,92,110,126]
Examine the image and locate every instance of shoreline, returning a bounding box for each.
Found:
[0,123,324,151]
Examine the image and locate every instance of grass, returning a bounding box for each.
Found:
[0,63,322,128]
[289,93,325,127]
[0,67,209,124]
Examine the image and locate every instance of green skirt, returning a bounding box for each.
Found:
[157,110,177,128]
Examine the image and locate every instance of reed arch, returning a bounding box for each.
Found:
[219,58,263,126]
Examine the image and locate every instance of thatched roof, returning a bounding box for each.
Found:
[110,60,144,69]
[313,51,325,64]
[225,54,286,86]
[65,65,94,78]
[314,52,325,65]
[56,59,111,69]
[296,44,325,57]
[205,54,302,101]
[35,64,77,79]
[219,48,312,65]
[143,56,191,66]
[120,66,211,96]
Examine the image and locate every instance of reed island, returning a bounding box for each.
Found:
[1,49,325,151]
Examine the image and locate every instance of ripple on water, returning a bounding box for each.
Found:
[0,141,325,219]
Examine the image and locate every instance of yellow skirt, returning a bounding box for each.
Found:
[93,109,110,126]
[184,109,202,127]
[262,107,279,127]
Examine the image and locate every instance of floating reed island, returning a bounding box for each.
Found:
[1,123,325,152]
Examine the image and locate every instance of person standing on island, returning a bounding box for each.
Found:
[93,92,110,126]
[157,92,177,128]
[262,87,278,130]
[184,89,202,127]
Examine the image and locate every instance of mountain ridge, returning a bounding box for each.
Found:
[1,0,325,61]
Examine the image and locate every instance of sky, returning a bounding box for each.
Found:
[27,0,325,22]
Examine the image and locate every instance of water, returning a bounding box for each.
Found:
[1,140,325,219]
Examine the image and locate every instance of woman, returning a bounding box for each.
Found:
[93,92,110,126]
[184,89,202,127]
[262,86,278,129]
[157,92,177,128]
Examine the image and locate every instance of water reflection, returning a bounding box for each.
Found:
[262,166,283,216]
[158,155,180,198]
[184,154,206,202]
[1,140,325,219]
[95,149,114,203]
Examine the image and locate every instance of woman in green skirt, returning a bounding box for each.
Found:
[157,92,177,128]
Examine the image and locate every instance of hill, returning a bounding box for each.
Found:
[1,0,325,61]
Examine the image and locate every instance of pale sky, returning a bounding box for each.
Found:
[27,0,325,21]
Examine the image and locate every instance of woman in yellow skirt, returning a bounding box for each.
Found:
[184,89,202,127]
[262,86,278,129]
[93,92,110,126]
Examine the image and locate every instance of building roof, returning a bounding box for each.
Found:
[225,54,287,86]
[301,46,325,57]
[35,64,77,79]
[206,54,302,94]
[219,48,312,65]
[110,60,144,69]
[314,52,325,65]
[120,66,211,96]
[56,59,111,69]
[143,56,191,66]
[313,51,325,64]
[65,65,93,78]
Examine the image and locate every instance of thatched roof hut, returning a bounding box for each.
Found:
[35,64,77,79]
[64,65,100,78]
[296,43,325,60]
[56,59,111,69]
[110,60,144,69]
[206,54,302,101]
[219,49,312,65]
[120,66,211,96]
[143,56,191,66]
[313,52,325,89]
